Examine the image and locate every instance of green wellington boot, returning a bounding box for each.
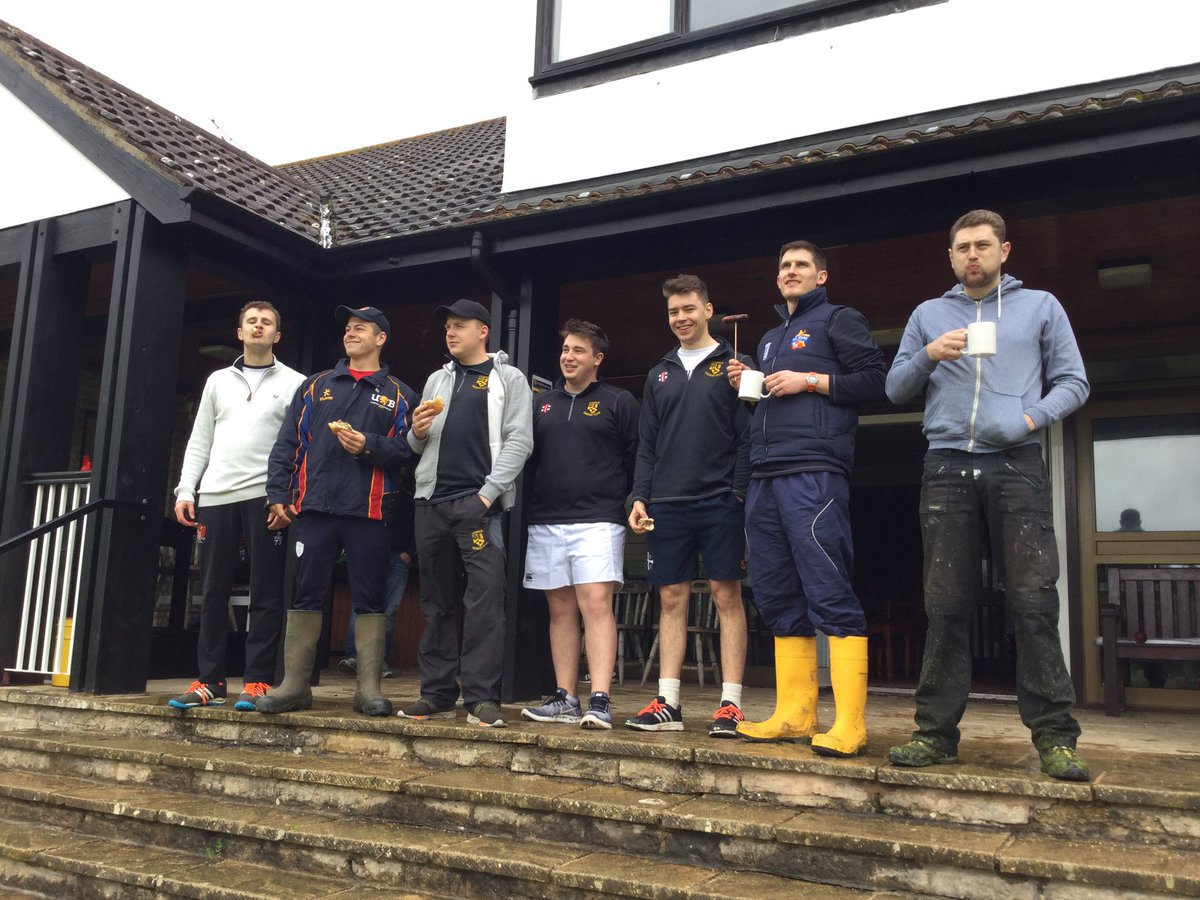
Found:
[351,613,393,717]
[256,609,322,714]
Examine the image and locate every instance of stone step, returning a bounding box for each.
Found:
[0,813,434,899]
[3,732,1199,898]
[0,773,887,900]
[2,686,1198,848]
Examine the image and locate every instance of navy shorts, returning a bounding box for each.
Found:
[645,493,746,586]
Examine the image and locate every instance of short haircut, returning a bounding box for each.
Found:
[949,209,1006,246]
[239,300,282,331]
[662,274,708,301]
[560,318,609,355]
[777,240,827,272]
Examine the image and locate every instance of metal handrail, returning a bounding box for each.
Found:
[0,497,127,558]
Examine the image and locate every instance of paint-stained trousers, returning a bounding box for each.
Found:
[914,444,1081,752]
[414,495,506,707]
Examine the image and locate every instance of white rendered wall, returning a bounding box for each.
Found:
[503,0,1199,193]
[0,86,128,230]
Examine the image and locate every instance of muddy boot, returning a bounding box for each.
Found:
[811,635,869,758]
[256,610,322,714]
[737,636,819,743]
[351,613,393,717]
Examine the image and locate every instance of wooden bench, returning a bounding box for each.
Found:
[1098,566,1200,715]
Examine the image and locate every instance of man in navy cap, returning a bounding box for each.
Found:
[397,298,533,728]
[260,305,417,717]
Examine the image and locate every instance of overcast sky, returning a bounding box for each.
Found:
[0,1,538,227]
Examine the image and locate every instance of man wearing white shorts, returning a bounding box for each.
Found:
[522,320,639,729]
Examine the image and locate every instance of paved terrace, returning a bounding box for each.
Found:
[13,670,1198,762]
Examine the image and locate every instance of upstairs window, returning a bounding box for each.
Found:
[534,0,937,94]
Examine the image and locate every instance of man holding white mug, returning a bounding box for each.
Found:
[726,241,886,756]
[885,209,1091,781]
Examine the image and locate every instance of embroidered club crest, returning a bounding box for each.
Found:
[583,401,601,416]
[791,329,811,350]
[471,529,487,550]
[705,361,724,377]
[473,375,489,390]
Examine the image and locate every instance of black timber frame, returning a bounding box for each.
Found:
[1,63,1199,696]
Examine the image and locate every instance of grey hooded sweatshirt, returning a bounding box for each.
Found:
[407,350,533,509]
[886,274,1089,453]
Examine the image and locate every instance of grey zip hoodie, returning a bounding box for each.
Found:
[407,350,533,509]
[886,274,1089,453]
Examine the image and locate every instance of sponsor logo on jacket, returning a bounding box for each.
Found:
[791,329,811,350]
[370,391,396,411]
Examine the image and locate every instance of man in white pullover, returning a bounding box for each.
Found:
[169,302,306,710]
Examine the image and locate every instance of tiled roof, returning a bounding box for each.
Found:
[0,20,503,247]
[280,119,505,244]
[0,20,328,244]
[484,77,1200,222]
[3,19,1196,250]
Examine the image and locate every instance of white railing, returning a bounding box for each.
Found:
[10,473,91,680]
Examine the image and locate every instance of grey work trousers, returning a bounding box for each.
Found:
[414,495,506,708]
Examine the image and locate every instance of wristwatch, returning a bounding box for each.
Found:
[805,372,819,393]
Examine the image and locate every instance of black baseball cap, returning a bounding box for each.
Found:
[435,298,491,327]
[335,305,390,337]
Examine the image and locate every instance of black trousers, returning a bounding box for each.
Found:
[195,497,287,685]
[415,495,506,707]
[914,444,1081,753]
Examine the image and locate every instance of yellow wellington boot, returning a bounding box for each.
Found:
[736,636,819,743]
[811,635,868,758]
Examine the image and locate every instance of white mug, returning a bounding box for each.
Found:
[966,321,997,358]
[738,369,772,402]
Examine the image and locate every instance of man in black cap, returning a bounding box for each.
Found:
[260,306,418,717]
[397,299,533,727]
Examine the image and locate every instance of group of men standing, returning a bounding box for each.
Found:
[169,208,1092,782]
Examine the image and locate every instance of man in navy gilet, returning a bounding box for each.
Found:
[727,241,886,756]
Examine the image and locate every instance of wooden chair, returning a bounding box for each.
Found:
[613,582,651,685]
[1098,566,1200,715]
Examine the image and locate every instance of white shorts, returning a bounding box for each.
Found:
[523,522,626,590]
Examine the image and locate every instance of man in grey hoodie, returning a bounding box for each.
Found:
[885,210,1091,782]
[397,299,533,727]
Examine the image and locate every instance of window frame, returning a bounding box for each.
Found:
[531,0,943,95]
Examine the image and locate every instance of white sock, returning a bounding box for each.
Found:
[658,678,681,708]
[721,683,743,709]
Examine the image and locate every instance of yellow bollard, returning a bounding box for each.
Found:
[51,617,73,687]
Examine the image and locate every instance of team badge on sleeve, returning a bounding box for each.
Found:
[658,371,669,383]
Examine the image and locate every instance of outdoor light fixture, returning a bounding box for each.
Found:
[198,344,240,361]
[870,327,906,347]
[1096,258,1153,290]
